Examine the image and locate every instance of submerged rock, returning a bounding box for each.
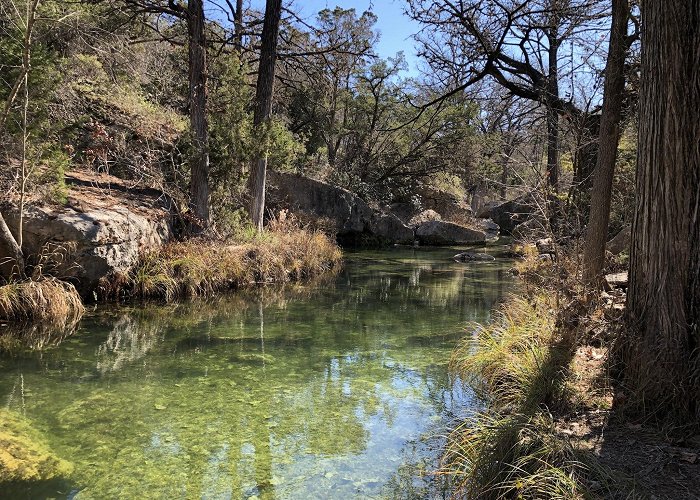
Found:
[415,221,487,245]
[0,409,73,483]
[453,252,496,262]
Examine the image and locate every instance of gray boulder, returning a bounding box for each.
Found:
[267,170,373,236]
[368,213,414,244]
[489,194,538,234]
[417,186,470,220]
[536,237,555,255]
[1,200,171,297]
[408,209,442,227]
[606,225,631,255]
[478,218,501,238]
[415,221,487,246]
[476,200,503,219]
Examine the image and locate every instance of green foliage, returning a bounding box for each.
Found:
[208,52,306,232]
[37,148,69,204]
[609,124,637,237]
[281,7,477,201]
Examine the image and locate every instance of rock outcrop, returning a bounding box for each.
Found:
[267,171,496,246]
[416,186,471,220]
[408,209,442,227]
[415,221,488,246]
[0,171,172,297]
[485,194,538,234]
[267,170,374,237]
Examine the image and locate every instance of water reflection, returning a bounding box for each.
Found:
[0,248,513,499]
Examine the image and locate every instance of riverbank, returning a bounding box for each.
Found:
[0,219,341,344]
[442,249,700,499]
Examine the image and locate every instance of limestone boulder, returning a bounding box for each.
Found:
[368,213,414,245]
[489,194,538,234]
[478,219,501,239]
[476,200,503,219]
[267,171,373,237]
[1,204,170,297]
[415,221,488,246]
[408,209,442,227]
[0,171,172,297]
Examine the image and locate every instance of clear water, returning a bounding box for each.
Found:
[0,248,513,499]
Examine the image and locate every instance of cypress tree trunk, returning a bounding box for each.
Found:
[545,34,560,192]
[187,0,210,229]
[582,0,628,285]
[248,0,282,231]
[622,0,700,423]
[235,0,243,50]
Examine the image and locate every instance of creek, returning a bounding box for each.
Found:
[0,248,513,499]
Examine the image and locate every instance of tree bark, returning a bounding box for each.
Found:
[248,0,282,231]
[0,212,24,278]
[621,0,700,423]
[582,0,628,285]
[235,0,243,50]
[187,0,210,229]
[545,34,560,192]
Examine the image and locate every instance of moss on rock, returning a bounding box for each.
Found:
[0,409,73,483]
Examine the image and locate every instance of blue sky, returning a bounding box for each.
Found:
[245,0,422,74]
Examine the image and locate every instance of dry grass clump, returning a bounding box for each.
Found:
[0,278,85,324]
[122,223,342,301]
[442,412,587,499]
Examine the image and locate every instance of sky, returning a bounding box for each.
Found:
[246,0,422,75]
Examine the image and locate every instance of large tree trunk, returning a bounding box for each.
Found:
[187,0,210,229]
[248,0,282,231]
[621,0,700,424]
[582,0,628,285]
[545,35,560,192]
[235,0,243,50]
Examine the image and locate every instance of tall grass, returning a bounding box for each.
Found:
[0,278,84,324]
[103,223,342,301]
[442,295,588,499]
[0,278,85,350]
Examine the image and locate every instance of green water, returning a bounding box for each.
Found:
[0,248,513,499]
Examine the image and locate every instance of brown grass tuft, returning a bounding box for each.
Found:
[116,222,342,301]
[0,278,85,324]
